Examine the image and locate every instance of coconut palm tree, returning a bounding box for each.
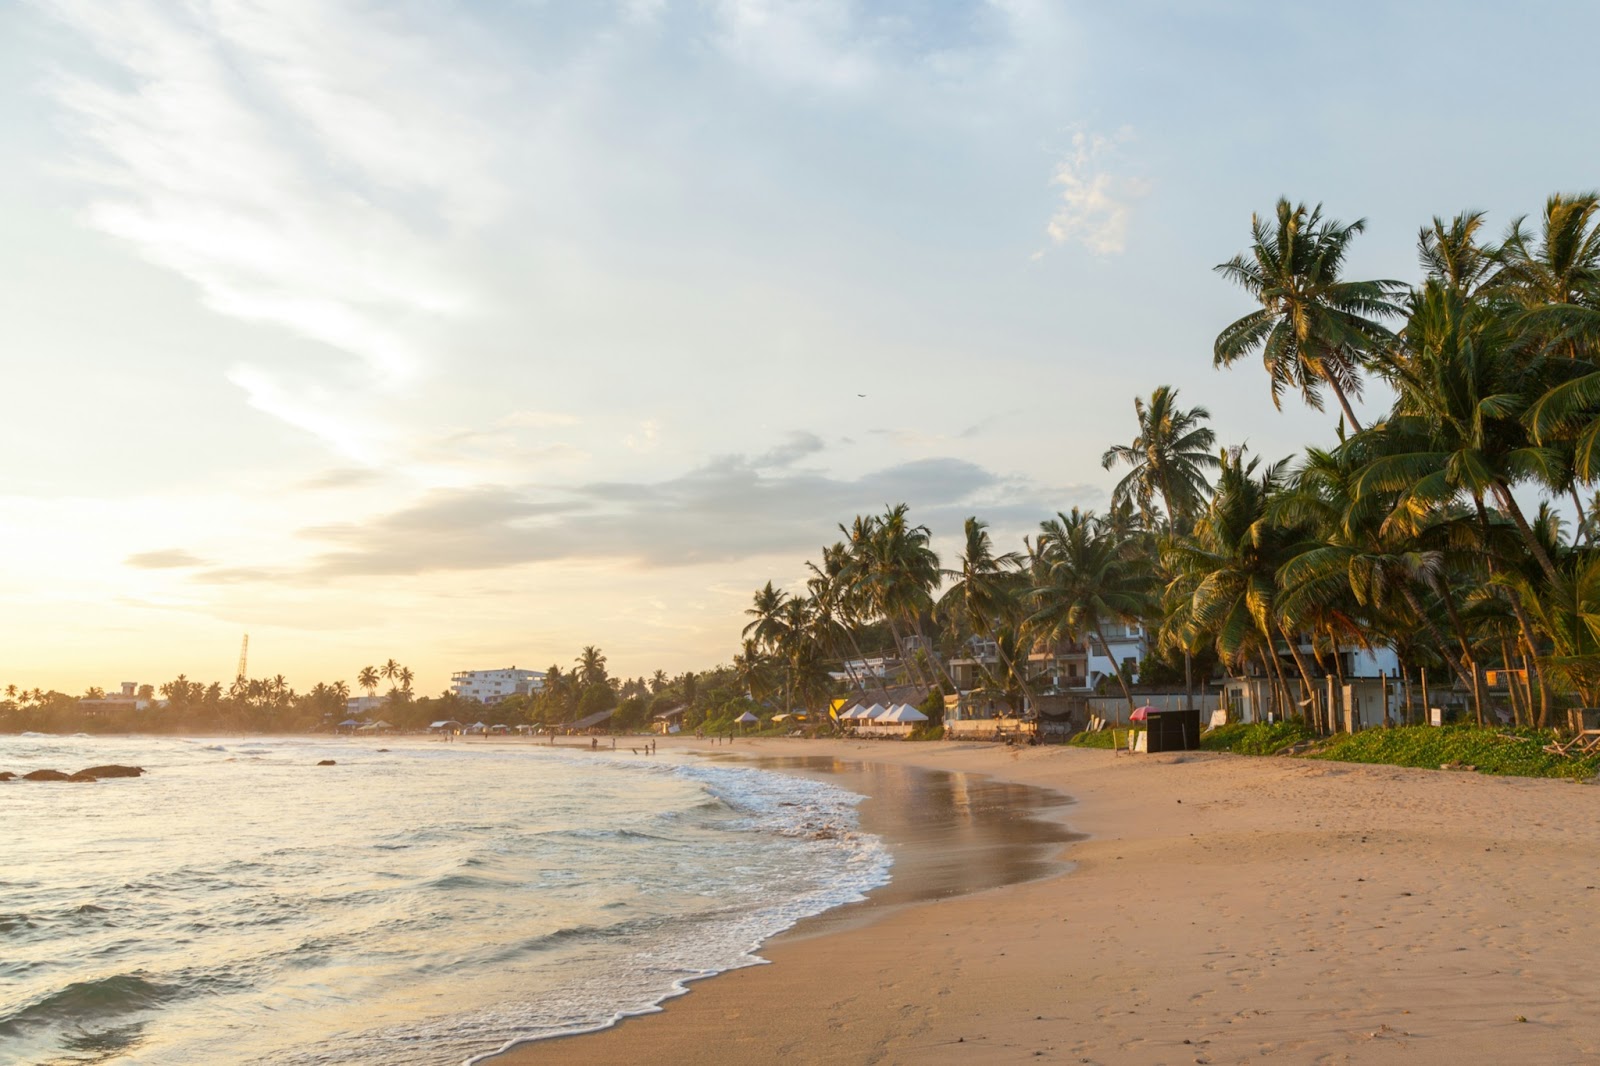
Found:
[1215,198,1405,431]
[1101,385,1219,532]
[1029,508,1154,712]
[380,659,401,691]
[939,517,1031,703]
[575,646,608,688]
[1358,279,1566,585]
[358,666,379,697]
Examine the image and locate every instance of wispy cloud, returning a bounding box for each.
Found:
[186,446,1074,582]
[125,548,208,569]
[1042,127,1148,256]
[41,0,500,457]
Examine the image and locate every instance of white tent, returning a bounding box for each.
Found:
[861,702,887,720]
[735,711,760,723]
[880,703,929,723]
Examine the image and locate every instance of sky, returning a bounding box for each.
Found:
[5,0,1600,697]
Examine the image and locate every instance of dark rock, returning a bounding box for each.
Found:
[0,772,14,781]
[23,769,71,781]
[76,765,145,779]
[316,759,337,766]
[66,771,100,782]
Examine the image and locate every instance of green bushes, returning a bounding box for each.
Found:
[1068,728,1131,750]
[1201,721,1315,755]
[1311,726,1600,780]
[1063,719,1596,780]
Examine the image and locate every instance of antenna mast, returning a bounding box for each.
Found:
[237,634,249,680]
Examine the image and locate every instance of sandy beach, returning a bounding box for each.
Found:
[495,737,1600,1065]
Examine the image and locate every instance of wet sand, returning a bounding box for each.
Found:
[491,736,1600,1065]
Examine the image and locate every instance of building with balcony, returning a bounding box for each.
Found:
[451,667,546,704]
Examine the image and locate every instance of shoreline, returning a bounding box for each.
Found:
[493,736,1600,1065]
[472,745,1082,1062]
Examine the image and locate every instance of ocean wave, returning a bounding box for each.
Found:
[0,972,176,1036]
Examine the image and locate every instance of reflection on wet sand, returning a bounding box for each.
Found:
[698,754,1081,931]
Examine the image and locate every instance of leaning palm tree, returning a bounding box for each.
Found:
[1101,385,1219,532]
[1215,198,1405,431]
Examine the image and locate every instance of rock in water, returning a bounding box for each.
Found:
[316,759,337,766]
[66,771,101,782]
[0,772,15,781]
[23,769,71,782]
[76,765,145,779]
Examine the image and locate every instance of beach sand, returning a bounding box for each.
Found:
[494,737,1600,1065]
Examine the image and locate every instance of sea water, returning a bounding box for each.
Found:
[0,735,891,1064]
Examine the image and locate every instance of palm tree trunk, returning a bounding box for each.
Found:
[1276,620,1318,712]
[1489,481,1561,586]
[1399,583,1476,693]
[1569,484,1592,547]
[1499,638,1525,726]
[1092,620,1137,713]
[1503,592,1552,729]
[1324,373,1365,434]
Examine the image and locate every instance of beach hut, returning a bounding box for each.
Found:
[428,719,463,734]
[336,718,361,733]
[735,710,760,734]
[861,702,887,720]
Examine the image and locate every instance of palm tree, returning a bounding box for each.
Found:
[1358,279,1566,585]
[1029,508,1154,712]
[939,517,1031,706]
[867,504,953,691]
[1215,198,1405,431]
[398,666,414,693]
[575,646,608,688]
[380,659,401,691]
[1166,449,1308,718]
[1101,385,1219,531]
[358,666,379,697]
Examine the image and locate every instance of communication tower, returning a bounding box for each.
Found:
[237,634,249,680]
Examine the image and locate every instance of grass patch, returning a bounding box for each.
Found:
[1310,725,1599,780]
[1069,728,1128,749]
[1201,721,1316,756]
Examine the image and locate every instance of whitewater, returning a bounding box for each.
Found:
[0,735,891,1064]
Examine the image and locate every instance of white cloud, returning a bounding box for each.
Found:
[1044,127,1148,256]
[40,0,498,449]
[710,0,879,90]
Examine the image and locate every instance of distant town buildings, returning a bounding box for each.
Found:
[77,681,151,713]
[451,667,546,704]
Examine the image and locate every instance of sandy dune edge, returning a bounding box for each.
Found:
[494,738,1600,1065]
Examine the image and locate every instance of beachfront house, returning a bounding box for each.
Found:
[450,667,546,704]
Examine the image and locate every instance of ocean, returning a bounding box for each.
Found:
[0,735,892,1065]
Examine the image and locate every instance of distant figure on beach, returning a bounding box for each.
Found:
[591,737,598,751]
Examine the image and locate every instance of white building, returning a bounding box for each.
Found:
[345,695,388,716]
[451,667,546,704]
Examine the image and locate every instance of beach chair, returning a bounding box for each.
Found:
[1545,709,1600,757]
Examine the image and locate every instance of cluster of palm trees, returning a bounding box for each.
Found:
[357,659,414,698]
[740,193,1600,734]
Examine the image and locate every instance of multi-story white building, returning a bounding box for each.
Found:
[451,667,546,704]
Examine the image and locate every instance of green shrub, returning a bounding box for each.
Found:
[1311,725,1599,780]
[1201,720,1315,755]
[1068,728,1136,750]
[907,723,944,741]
